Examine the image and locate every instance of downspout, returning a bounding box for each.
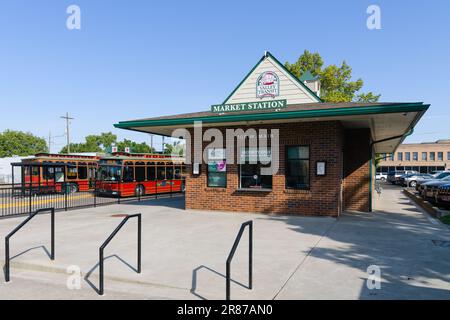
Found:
[368,128,414,211]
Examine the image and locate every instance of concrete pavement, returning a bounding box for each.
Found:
[0,184,449,299]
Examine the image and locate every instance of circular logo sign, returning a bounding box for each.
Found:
[256,71,280,98]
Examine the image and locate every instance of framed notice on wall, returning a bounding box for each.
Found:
[316,161,326,176]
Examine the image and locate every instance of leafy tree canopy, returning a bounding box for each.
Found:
[0,130,48,157]
[164,141,185,157]
[59,132,156,154]
[116,139,155,154]
[285,50,381,103]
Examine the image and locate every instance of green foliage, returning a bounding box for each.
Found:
[284,50,323,78]
[440,215,450,225]
[285,50,380,103]
[0,130,48,157]
[164,141,185,156]
[356,92,382,103]
[59,132,155,154]
[116,139,155,153]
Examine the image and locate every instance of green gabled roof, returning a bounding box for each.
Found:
[222,51,322,104]
[299,70,319,82]
[114,102,429,129]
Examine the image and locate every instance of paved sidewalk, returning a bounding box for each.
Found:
[0,185,449,300]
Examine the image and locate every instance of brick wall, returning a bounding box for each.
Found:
[342,128,371,212]
[185,121,345,216]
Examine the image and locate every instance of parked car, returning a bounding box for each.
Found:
[387,170,418,185]
[419,176,450,201]
[399,173,433,188]
[376,172,387,182]
[436,183,450,208]
[416,171,450,192]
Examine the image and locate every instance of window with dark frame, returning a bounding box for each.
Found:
[207,149,227,188]
[405,152,410,161]
[422,152,427,161]
[123,162,134,182]
[430,152,435,161]
[146,163,156,181]
[285,146,310,190]
[157,162,166,180]
[135,162,146,182]
[239,148,272,190]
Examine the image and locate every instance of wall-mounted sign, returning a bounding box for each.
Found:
[239,148,272,163]
[316,161,326,176]
[207,148,225,160]
[211,99,287,114]
[256,71,280,98]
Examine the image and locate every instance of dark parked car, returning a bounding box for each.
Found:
[416,171,450,193]
[419,176,450,201]
[387,170,418,185]
[436,183,450,208]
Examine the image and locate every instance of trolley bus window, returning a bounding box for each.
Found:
[157,162,165,180]
[43,167,55,180]
[166,163,174,180]
[174,165,182,179]
[67,162,77,180]
[123,162,134,182]
[78,162,88,179]
[99,166,121,181]
[146,163,156,180]
[135,162,145,182]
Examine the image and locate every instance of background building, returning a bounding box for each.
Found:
[377,140,450,173]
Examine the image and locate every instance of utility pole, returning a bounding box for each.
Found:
[48,130,51,154]
[60,112,74,154]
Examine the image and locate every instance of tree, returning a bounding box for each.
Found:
[285,50,380,103]
[116,139,155,153]
[59,132,156,154]
[164,141,185,157]
[0,130,48,157]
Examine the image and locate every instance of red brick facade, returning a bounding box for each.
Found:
[342,129,371,212]
[183,121,372,217]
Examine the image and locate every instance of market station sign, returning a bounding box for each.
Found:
[211,99,287,114]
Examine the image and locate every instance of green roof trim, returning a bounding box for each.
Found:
[114,103,429,129]
[222,51,322,104]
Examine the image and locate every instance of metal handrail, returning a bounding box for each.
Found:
[98,213,141,295]
[4,207,55,282]
[226,220,253,300]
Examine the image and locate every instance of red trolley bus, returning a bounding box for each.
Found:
[13,153,99,194]
[96,153,185,197]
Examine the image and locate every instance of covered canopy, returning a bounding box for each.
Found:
[114,101,429,154]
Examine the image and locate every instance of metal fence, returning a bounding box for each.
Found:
[0,183,183,218]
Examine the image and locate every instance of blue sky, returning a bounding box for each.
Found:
[0,0,449,152]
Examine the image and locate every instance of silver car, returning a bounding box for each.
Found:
[402,173,433,188]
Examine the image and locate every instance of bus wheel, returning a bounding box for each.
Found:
[135,185,145,197]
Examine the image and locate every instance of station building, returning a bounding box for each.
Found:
[115,52,429,217]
